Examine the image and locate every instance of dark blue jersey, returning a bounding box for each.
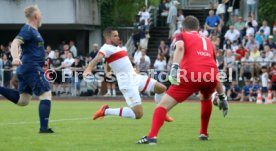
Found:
[16,24,45,67]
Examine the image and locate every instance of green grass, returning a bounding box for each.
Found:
[0,100,276,151]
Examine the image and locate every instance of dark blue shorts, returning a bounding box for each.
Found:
[262,87,268,93]
[17,65,50,96]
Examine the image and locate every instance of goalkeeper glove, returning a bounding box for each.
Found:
[169,63,180,85]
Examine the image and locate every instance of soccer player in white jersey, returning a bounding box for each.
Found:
[83,27,171,120]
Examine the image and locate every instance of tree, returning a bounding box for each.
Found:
[258,0,276,27]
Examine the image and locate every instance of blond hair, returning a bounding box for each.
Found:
[24,5,39,19]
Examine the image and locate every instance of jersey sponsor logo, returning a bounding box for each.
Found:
[196,51,211,57]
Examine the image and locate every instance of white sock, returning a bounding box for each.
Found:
[154,93,165,104]
[112,89,116,95]
[104,107,136,119]
[107,89,111,94]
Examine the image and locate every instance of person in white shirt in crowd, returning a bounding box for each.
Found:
[61,51,75,95]
[245,15,258,29]
[154,53,167,82]
[135,48,151,65]
[239,52,254,81]
[263,45,274,60]
[246,0,257,19]
[231,40,239,52]
[177,9,185,29]
[258,20,271,36]
[224,49,236,73]
[134,47,142,64]
[245,34,260,51]
[246,22,255,37]
[224,25,240,43]
[138,7,150,27]
[69,40,78,58]
[199,25,209,37]
[45,45,55,59]
[167,0,179,39]
[256,51,270,71]
[137,56,150,72]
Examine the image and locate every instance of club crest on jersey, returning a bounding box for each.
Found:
[196,51,211,57]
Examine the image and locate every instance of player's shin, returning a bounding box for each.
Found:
[0,86,19,104]
[39,99,51,131]
[105,107,136,119]
[148,106,167,138]
[200,100,212,136]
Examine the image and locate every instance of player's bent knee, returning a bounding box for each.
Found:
[154,82,167,94]
[132,105,143,119]
[135,112,143,119]
[39,91,52,100]
[17,93,32,106]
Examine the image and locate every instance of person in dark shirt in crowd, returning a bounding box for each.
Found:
[227,80,241,101]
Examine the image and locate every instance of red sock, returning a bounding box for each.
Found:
[200,100,212,136]
[148,107,167,138]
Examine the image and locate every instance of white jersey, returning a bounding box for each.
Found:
[99,44,135,89]
[261,73,268,87]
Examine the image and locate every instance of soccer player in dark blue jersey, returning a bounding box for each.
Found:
[0,5,53,133]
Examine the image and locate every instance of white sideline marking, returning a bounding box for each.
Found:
[0,117,91,126]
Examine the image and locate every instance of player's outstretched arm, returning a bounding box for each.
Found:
[169,41,185,85]
[83,54,103,77]
[11,39,23,65]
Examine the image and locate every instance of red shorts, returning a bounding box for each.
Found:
[166,80,218,103]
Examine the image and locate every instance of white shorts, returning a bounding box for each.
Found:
[137,75,157,93]
[121,87,141,108]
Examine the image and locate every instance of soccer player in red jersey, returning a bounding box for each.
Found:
[137,16,228,144]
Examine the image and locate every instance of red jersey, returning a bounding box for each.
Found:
[235,48,247,61]
[272,67,276,82]
[175,31,218,81]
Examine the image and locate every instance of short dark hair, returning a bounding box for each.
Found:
[183,16,199,31]
[103,27,117,38]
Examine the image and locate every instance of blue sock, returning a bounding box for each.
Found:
[0,86,19,104]
[39,100,51,131]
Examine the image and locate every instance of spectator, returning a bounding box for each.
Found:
[216,0,226,22]
[250,45,260,61]
[134,47,142,64]
[139,19,149,49]
[61,51,75,95]
[223,39,232,51]
[223,50,236,73]
[177,9,185,29]
[51,50,63,96]
[227,80,241,101]
[154,53,167,82]
[69,40,78,57]
[209,25,221,37]
[231,0,241,16]
[256,51,270,78]
[245,34,260,51]
[246,22,255,37]
[45,45,55,59]
[58,41,66,53]
[167,0,179,38]
[0,44,5,58]
[235,44,247,61]
[234,16,246,40]
[246,0,257,19]
[158,40,169,61]
[89,43,99,59]
[135,48,151,65]
[61,44,70,59]
[240,52,254,80]
[138,7,150,27]
[159,0,169,16]
[263,45,274,60]
[266,36,276,51]
[199,25,209,37]
[225,15,236,27]
[245,15,258,30]
[231,40,239,52]
[138,56,150,72]
[249,78,261,102]
[205,10,221,33]
[258,20,271,36]
[224,25,240,43]
[2,54,12,88]
[240,80,252,101]
[260,66,269,99]
[71,57,84,96]
[216,49,224,70]
[255,29,268,48]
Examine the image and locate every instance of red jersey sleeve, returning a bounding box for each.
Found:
[175,33,184,42]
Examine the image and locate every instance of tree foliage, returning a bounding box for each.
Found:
[100,0,160,28]
[258,0,276,26]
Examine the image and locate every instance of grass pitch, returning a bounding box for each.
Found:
[0,100,276,151]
